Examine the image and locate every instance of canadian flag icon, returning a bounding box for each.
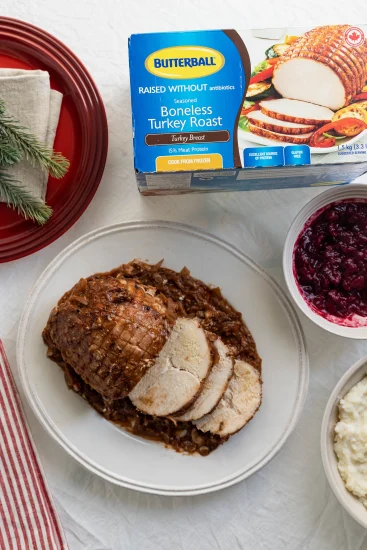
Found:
[345,26,365,47]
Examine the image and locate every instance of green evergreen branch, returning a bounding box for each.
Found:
[0,99,70,179]
[0,169,52,225]
[0,133,22,166]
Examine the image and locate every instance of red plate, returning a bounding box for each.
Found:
[0,17,108,262]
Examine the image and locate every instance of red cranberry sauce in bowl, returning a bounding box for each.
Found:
[293,199,367,326]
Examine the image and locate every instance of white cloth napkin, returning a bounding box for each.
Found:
[0,69,62,201]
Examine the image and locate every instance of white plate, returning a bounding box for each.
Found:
[17,221,308,495]
[239,127,367,155]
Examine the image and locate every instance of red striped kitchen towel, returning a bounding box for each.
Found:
[0,340,69,550]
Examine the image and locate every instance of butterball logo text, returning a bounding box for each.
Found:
[153,57,216,68]
[145,46,225,79]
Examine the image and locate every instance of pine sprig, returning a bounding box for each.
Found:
[0,169,52,224]
[0,134,22,166]
[0,99,70,225]
[0,99,70,179]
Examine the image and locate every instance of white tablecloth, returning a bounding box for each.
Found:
[1,1,367,548]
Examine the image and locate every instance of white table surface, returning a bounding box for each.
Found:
[1,1,367,548]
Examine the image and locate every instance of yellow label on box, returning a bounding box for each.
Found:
[145,46,225,80]
[156,154,223,171]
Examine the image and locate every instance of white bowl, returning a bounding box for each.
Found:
[283,183,367,338]
[321,355,367,529]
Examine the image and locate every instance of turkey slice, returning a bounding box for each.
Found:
[248,123,313,144]
[174,338,234,422]
[260,98,334,125]
[247,110,316,135]
[129,318,212,416]
[194,360,262,437]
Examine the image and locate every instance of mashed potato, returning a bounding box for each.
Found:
[334,376,367,507]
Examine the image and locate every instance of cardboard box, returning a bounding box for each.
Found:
[128,25,367,195]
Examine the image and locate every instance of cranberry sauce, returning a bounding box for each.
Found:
[294,200,367,320]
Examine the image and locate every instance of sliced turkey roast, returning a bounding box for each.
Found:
[174,338,234,422]
[43,276,175,401]
[129,317,213,416]
[43,259,263,455]
[259,99,334,125]
[248,123,313,144]
[194,360,262,437]
[273,58,348,110]
[272,25,367,110]
[247,111,316,134]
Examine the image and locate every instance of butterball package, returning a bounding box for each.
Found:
[128,25,367,195]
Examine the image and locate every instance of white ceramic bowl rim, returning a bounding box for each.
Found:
[283,183,367,338]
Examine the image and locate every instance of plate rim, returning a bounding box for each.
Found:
[0,16,108,262]
[17,220,309,495]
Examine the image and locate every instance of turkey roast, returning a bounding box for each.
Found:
[43,276,176,400]
[272,25,367,110]
[43,260,262,455]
